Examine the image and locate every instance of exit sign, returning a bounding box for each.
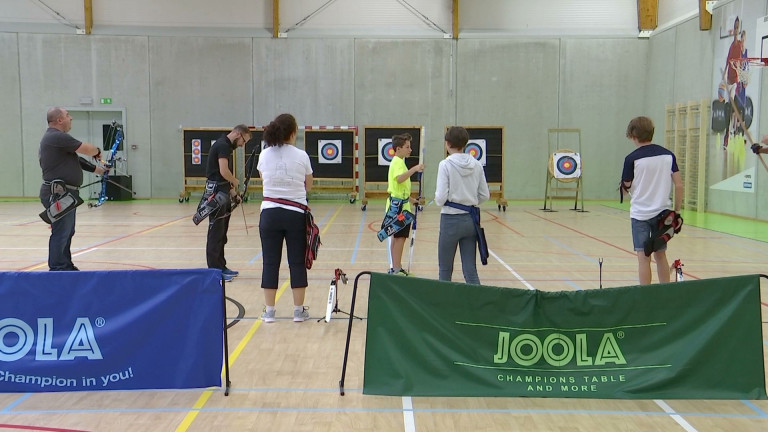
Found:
[100,98,112,104]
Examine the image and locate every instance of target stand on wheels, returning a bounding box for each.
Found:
[303,126,359,203]
[542,128,585,212]
[360,126,423,211]
[181,127,247,203]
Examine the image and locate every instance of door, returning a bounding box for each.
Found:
[68,109,126,200]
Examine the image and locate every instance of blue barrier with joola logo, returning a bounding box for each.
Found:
[0,269,224,392]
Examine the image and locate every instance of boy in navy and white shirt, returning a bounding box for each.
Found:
[621,116,684,285]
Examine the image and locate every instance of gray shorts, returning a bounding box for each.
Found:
[631,218,666,252]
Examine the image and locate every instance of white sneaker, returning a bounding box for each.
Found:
[261,308,276,323]
[293,306,310,322]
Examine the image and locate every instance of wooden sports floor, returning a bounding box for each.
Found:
[0,199,766,432]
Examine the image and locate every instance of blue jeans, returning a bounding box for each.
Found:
[631,217,666,252]
[40,187,78,271]
[438,213,480,285]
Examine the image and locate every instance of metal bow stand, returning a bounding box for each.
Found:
[319,268,362,322]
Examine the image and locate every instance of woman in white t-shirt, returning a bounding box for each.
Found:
[257,113,314,323]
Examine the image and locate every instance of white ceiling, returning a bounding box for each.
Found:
[0,0,709,37]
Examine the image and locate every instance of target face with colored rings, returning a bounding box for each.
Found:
[378,138,395,165]
[464,139,487,166]
[552,152,581,179]
[557,156,577,175]
[318,140,342,164]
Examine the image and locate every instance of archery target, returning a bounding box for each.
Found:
[378,138,396,166]
[318,140,342,164]
[553,152,581,179]
[192,139,202,165]
[464,139,487,166]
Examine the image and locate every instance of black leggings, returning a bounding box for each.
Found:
[259,207,307,288]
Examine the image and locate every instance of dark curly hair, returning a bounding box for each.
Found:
[263,113,298,147]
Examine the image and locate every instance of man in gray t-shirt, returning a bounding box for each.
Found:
[39,107,106,271]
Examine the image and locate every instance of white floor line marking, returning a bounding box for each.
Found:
[495,239,697,432]
[72,248,97,258]
[402,396,416,432]
[654,399,699,432]
[489,249,536,290]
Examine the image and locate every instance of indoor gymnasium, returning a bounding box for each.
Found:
[0,1,767,431]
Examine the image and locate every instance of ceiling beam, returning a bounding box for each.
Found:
[699,0,713,31]
[273,0,280,38]
[452,0,459,39]
[84,0,93,34]
[637,0,658,30]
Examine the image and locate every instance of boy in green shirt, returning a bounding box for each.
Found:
[385,133,424,275]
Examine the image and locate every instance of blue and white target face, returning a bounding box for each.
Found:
[318,140,342,164]
[553,152,581,179]
[464,139,487,166]
[378,138,395,166]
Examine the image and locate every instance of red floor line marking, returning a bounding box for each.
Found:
[14,219,43,226]
[524,210,703,283]
[0,424,90,432]
[482,210,500,222]
[484,210,524,236]
[17,214,189,271]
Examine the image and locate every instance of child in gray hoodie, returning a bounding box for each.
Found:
[434,127,491,284]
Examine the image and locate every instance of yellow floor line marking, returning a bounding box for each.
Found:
[175,204,343,432]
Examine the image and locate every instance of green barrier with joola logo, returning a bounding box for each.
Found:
[363,273,767,399]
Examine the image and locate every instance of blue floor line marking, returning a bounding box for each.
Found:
[563,279,583,291]
[545,236,597,264]
[741,400,768,417]
[1,393,31,413]
[247,251,263,264]
[317,208,333,226]
[413,408,767,418]
[712,237,768,255]
[4,406,768,419]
